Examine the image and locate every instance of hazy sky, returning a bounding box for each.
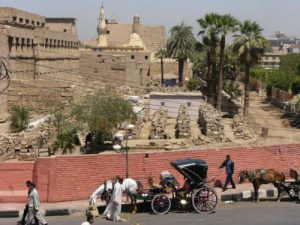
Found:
[1,0,300,40]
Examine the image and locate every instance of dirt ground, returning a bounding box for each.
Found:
[130,91,300,150]
[247,92,300,146]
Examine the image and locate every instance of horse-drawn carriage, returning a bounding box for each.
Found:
[238,168,300,202]
[135,159,218,214]
[90,159,218,215]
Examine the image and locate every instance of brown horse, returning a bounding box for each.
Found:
[238,169,285,202]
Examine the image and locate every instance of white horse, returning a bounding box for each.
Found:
[89,178,142,207]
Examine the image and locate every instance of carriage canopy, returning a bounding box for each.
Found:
[171,159,208,183]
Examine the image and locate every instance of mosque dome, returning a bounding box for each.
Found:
[125,32,145,49]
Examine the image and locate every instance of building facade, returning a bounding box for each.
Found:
[0,7,80,113]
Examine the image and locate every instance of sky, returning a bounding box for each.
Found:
[1,0,300,40]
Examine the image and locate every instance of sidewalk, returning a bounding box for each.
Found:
[0,183,291,218]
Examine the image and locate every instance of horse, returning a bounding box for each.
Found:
[238,169,285,202]
[89,177,144,213]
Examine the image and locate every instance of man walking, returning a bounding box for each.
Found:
[25,181,48,225]
[219,155,236,191]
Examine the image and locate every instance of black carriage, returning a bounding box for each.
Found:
[282,169,300,200]
[146,159,218,215]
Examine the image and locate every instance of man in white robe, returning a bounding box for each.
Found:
[25,182,48,225]
[103,177,123,221]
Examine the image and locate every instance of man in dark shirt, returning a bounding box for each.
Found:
[219,155,236,191]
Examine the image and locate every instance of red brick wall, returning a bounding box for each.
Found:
[31,143,300,202]
[1,144,299,203]
[0,162,34,203]
[0,162,34,191]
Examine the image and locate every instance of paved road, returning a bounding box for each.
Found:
[1,202,300,225]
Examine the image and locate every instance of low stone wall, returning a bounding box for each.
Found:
[0,123,56,161]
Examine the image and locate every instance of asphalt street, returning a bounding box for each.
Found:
[1,202,300,225]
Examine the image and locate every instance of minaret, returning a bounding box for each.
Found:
[97,3,107,47]
[132,14,140,34]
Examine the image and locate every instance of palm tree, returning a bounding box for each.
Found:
[216,15,239,112]
[197,13,220,105]
[232,20,267,116]
[167,22,196,86]
[155,48,168,86]
[195,36,211,94]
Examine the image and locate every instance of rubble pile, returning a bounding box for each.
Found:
[198,102,224,138]
[232,116,256,140]
[176,105,191,138]
[0,124,56,161]
[149,107,168,139]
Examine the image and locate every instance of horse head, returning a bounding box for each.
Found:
[289,168,299,180]
[136,181,144,193]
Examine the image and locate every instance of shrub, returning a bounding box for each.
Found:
[187,77,199,91]
[9,106,29,132]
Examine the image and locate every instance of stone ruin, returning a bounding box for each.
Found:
[0,123,56,161]
[176,105,191,138]
[232,116,256,140]
[149,107,168,139]
[198,102,224,139]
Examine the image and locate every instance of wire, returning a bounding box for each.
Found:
[0,58,10,93]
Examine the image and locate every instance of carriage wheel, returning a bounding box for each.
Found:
[287,184,299,199]
[192,187,218,214]
[151,194,171,215]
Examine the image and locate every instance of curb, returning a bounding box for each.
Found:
[219,188,292,202]
[0,189,294,218]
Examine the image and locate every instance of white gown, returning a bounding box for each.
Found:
[103,181,123,221]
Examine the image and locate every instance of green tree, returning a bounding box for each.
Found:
[52,105,78,154]
[187,77,199,91]
[72,91,137,153]
[223,80,242,100]
[232,20,267,116]
[279,54,300,76]
[198,13,220,105]
[155,48,168,86]
[291,94,300,113]
[167,22,196,86]
[10,106,29,132]
[216,14,239,111]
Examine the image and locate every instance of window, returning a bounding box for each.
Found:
[13,16,17,22]
[8,36,13,52]
[107,30,110,34]
[187,102,192,107]
[37,22,40,26]
[19,18,24,23]
[41,23,45,27]
[31,21,35,25]
[161,102,165,106]
[63,29,67,32]
[25,19,29,24]
[145,55,149,60]
[131,55,135,60]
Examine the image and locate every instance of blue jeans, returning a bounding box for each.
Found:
[224,172,236,189]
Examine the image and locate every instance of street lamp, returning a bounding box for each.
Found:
[113,124,135,178]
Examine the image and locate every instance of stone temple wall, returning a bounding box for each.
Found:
[0,7,80,113]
